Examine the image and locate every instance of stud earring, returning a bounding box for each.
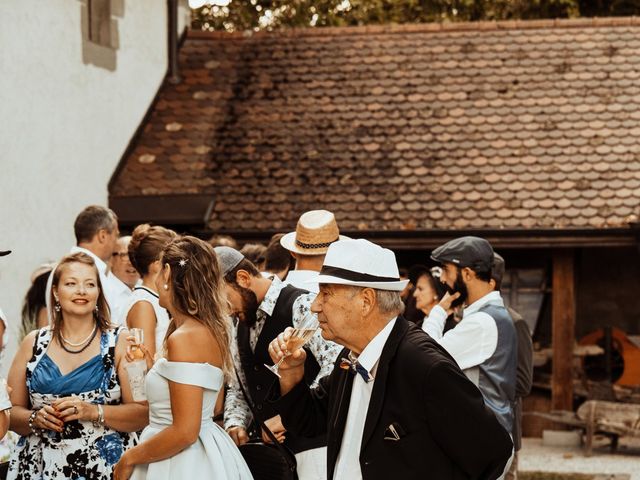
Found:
[163,284,169,291]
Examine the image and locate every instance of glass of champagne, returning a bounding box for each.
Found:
[129,328,145,360]
[126,328,147,401]
[266,312,319,378]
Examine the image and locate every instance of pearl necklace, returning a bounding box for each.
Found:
[60,324,98,347]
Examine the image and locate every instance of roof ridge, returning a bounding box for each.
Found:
[188,16,640,40]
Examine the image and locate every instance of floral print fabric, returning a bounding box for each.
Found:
[224,276,341,430]
[7,327,136,480]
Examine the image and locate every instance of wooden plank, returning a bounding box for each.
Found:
[109,194,215,226]
[585,401,595,456]
[577,400,640,429]
[527,411,585,428]
[552,249,576,413]
[205,231,638,250]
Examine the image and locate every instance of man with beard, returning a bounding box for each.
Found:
[215,246,341,480]
[423,236,517,477]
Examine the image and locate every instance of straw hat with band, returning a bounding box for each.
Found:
[280,210,348,256]
[314,239,409,291]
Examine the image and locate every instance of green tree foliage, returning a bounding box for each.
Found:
[191,0,640,32]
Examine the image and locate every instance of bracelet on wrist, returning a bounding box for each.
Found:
[28,409,44,437]
[92,404,104,428]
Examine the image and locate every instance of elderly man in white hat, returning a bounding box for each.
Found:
[280,210,346,294]
[268,239,513,480]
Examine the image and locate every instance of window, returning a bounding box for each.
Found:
[80,0,120,70]
[88,0,112,47]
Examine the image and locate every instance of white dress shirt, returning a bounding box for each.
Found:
[284,269,320,293]
[422,291,501,380]
[46,247,132,326]
[333,318,397,480]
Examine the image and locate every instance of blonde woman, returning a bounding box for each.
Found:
[114,236,252,479]
[7,252,147,480]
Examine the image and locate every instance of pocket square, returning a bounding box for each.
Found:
[384,422,406,441]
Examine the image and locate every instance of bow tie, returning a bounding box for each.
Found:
[340,355,373,383]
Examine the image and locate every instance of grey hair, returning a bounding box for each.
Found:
[346,286,405,317]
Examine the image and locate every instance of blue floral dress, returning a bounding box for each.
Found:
[8,326,137,480]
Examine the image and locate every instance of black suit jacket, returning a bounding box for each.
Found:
[273,317,512,480]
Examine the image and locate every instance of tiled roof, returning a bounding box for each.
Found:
[110,18,640,233]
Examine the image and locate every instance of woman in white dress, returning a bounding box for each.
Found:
[114,236,252,480]
[125,224,178,358]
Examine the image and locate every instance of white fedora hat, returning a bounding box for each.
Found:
[315,239,408,291]
[280,210,348,256]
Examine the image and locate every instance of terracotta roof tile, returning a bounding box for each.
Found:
[111,20,640,232]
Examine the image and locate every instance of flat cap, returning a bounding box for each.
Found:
[214,246,244,276]
[431,236,494,273]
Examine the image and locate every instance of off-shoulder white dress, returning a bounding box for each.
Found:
[131,358,253,479]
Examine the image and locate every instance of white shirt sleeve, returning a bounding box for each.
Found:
[422,305,448,338]
[103,275,133,326]
[423,309,498,371]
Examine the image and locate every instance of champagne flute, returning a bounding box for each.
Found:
[129,328,145,360]
[126,328,147,401]
[266,312,319,378]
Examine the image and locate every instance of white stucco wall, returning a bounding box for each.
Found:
[0,1,190,374]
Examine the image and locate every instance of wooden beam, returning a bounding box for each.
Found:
[552,249,576,412]
[360,234,636,249]
[109,194,215,226]
[195,230,637,250]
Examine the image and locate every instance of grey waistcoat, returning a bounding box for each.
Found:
[475,302,517,435]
